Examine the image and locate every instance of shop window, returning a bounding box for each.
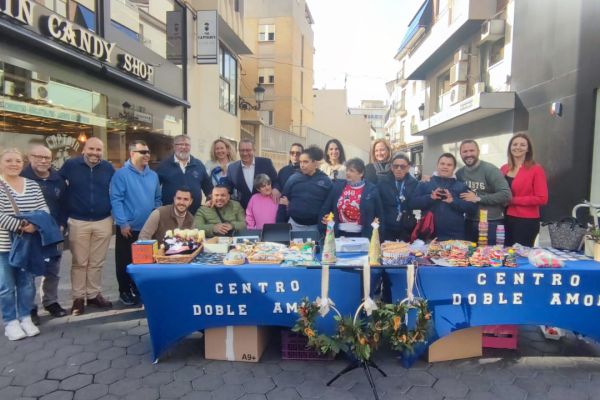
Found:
[112,20,140,41]
[36,0,68,16]
[489,37,505,66]
[436,69,451,112]
[258,68,275,84]
[259,24,275,41]
[260,110,274,126]
[219,46,238,115]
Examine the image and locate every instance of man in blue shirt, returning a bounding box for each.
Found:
[156,135,212,215]
[60,137,114,316]
[110,140,161,306]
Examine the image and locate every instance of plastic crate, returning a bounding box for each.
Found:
[482,325,518,349]
[281,331,335,360]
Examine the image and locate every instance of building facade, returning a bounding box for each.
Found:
[348,100,386,142]
[398,0,600,218]
[0,0,188,168]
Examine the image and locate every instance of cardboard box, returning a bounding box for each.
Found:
[204,326,270,362]
[131,240,158,264]
[427,327,482,362]
[203,237,231,254]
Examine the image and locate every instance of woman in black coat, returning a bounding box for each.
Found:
[365,139,392,184]
[378,152,419,242]
[319,158,383,238]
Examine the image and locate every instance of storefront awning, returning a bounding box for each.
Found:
[396,0,432,58]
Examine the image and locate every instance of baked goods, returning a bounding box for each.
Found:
[223,251,245,265]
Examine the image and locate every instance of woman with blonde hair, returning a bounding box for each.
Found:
[205,139,236,186]
[0,148,48,340]
[365,139,392,183]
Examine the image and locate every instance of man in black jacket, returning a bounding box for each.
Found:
[227,139,280,209]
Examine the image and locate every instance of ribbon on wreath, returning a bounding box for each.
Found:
[362,261,378,316]
[316,264,335,316]
[406,263,415,302]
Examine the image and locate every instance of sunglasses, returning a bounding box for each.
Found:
[133,150,151,155]
[289,151,301,156]
[392,164,409,170]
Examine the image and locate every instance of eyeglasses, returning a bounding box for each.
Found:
[30,155,52,161]
[392,164,409,170]
[133,150,151,155]
[174,142,190,147]
[289,151,301,156]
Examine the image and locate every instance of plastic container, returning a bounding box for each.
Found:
[280,331,335,360]
[482,325,518,349]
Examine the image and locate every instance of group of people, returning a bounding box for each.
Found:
[0,132,548,340]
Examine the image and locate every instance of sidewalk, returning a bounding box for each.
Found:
[1,232,599,399]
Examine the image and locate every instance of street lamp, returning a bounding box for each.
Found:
[239,83,266,110]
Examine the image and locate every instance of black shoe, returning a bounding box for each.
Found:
[119,292,135,306]
[30,309,41,326]
[44,303,68,318]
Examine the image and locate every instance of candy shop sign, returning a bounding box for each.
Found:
[451,271,600,307]
[191,280,302,317]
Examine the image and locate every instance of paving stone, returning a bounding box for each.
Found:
[113,335,139,348]
[427,362,460,379]
[48,365,80,380]
[375,375,413,395]
[467,391,500,400]
[93,368,126,385]
[11,368,46,386]
[24,348,56,362]
[37,356,72,372]
[60,374,94,391]
[243,377,276,394]
[159,380,192,398]
[154,359,186,372]
[238,395,267,400]
[44,338,76,351]
[97,347,126,361]
[141,371,173,387]
[173,366,205,381]
[490,383,527,400]
[277,360,308,372]
[67,352,97,366]
[322,386,358,400]
[80,360,111,375]
[0,386,24,398]
[96,396,120,400]
[126,362,156,379]
[404,369,437,387]
[222,369,254,385]
[40,390,75,400]
[250,363,282,378]
[74,383,109,400]
[110,354,142,369]
[0,375,12,389]
[127,326,149,336]
[349,381,385,399]
[433,377,469,397]
[108,378,142,396]
[210,383,244,400]
[124,387,159,400]
[55,345,85,359]
[459,373,494,392]
[191,374,224,391]
[265,387,301,400]
[202,361,233,375]
[546,386,590,400]
[514,377,549,394]
[180,391,213,400]
[83,340,113,353]
[406,386,444,400]
[126,342,149,355]
[73,335,101,345]
[22,379,60,397]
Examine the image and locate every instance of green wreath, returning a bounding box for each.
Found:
[375,298,431,354]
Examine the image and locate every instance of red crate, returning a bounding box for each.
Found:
[482,325,518,349]
[281,331,335,360]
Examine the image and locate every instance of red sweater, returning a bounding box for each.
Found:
[500,163,548,219]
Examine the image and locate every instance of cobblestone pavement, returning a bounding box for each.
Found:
[1,236,600,400]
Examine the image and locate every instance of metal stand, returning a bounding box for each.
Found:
[326,357,386,400]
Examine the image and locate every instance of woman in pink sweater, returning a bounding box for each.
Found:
[245,174,279,229]
[500,132,548,247]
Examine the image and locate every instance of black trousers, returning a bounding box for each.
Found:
[505,216,540,247]
[115,229,140,295]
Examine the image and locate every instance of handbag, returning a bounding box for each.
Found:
[545,217,587,251]
[400,211,417,233]
[0,180,27,267]
[410,211,435,242]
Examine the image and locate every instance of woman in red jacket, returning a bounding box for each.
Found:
[501,132,548,246]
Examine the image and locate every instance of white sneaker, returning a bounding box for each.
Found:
[19,316,40,337]
[4,320,26,341]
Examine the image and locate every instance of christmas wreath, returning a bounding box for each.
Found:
[376,298,431,353]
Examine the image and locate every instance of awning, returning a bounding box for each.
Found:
[396,0,432,56]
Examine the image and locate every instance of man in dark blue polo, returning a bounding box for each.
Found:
[59,137,114,316]
[156,135,212,215]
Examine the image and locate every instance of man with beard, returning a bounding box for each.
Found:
[194,185,246,237]
[277,143,304,188]
[156,135,212,215]
[139,187,195,242]
[456,139,511,244]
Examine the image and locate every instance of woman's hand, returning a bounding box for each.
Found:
[279,196,289,206]
[20,222,37,234]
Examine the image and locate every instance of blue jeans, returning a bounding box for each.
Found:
[0,252,35,323]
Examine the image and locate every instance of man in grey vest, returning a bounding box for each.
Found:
[139,187,195,242]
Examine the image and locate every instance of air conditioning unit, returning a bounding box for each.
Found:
[481,19,505,42]
[473,82,486,94]
[453,46,469,63]
[450,61,468,85]
[448,84,467,105]
[27,82,49,100]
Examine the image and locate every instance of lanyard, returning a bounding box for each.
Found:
[395,180,406,214]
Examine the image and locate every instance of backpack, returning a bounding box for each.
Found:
[411,211,435,242]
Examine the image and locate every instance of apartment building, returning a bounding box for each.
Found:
[348,100,387,142]
[396,0,600,218]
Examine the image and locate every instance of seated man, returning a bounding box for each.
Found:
[139,187,195,242]
[195,184,246,237]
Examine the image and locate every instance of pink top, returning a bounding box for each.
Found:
[245,193,278,229]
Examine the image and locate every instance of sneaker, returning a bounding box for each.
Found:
[30,308,41,326]
[131,292,143,307]
[119,292,135,306]
[87,294,113,309]
[4,320,26,341]
[19,316,40,337]
[44,303,68,318]
[71,298,85,316]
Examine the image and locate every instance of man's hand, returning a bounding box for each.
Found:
[442,189,454,204]
[271,188,282,204]
[120,226,133,239]
[459,191,480,203]
[430,188,443,200]
[20,222,37,234]
[214,223,232,235]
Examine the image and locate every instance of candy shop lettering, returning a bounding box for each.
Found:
[192,280,301,317]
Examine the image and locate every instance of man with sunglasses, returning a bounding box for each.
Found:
[377,152,419,241]
[110,141,161,306]
[277,143,304,188]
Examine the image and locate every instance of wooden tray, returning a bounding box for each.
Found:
[247,258,284,265]
[155,245,203,264]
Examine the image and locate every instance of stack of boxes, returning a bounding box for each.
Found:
[478,209,489,246]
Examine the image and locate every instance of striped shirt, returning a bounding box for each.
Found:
[0,178,48,252]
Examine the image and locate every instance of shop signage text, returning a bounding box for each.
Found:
[117,54,154,81]
[0,0,33,25]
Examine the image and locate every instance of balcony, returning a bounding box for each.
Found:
[412,91,515,136]
[405,0,497,80]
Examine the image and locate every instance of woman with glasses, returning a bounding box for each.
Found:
[410,153,476,241]
[277,146,332,230]
[277,143,304,188]
[321,139,346,180]
[365,139,392,184]
[205,139,236,187]
[378,153,419,241]
[319,158,382,238]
